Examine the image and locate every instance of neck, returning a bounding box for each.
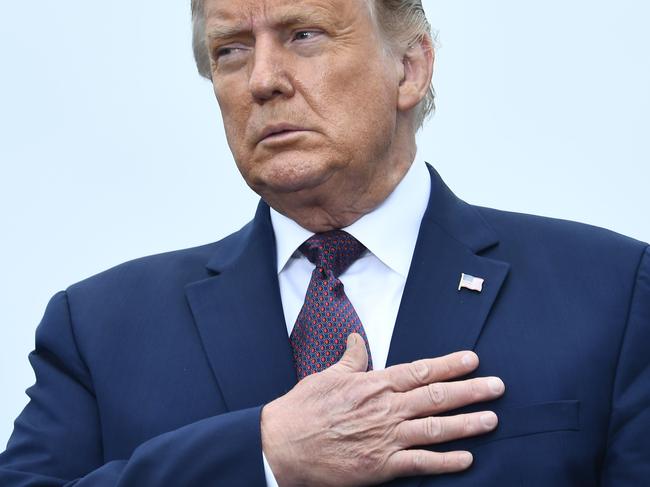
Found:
[269,140,417,233]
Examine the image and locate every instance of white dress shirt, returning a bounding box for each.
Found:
[263,158,431,486]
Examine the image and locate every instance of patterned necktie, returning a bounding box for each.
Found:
[290,230,373,380]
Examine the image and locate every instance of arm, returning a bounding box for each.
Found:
[601,246,650,484]
[0,291,268,487]
[1,291,505,487]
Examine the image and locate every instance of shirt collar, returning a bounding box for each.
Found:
[270,156,431,278]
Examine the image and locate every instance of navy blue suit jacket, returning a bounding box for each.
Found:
[2,166,649,486]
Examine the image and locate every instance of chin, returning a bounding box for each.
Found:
[245,152,340,195]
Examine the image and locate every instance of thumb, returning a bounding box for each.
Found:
[330,333,368,374]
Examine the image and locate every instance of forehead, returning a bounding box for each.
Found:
[203,0,370,34]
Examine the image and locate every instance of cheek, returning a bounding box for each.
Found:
[214,81,251,151]
[317,62,398,147]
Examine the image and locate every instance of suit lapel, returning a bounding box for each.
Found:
[383,166,510,487]
[386,227,510,367]
[185,202,297,411]
[184,166,510,486]
[387,164,510,365]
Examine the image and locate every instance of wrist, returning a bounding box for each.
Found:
[261,400,299,487]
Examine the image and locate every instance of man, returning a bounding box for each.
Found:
[1,0,648,486]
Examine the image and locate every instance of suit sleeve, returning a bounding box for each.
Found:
[0,291,268,487]
[601,246,650,484]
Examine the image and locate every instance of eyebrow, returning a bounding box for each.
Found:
[207,24,245,42]
[206,10,334,42]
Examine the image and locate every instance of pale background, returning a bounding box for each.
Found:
[1,1,648,448]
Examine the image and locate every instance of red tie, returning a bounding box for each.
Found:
[290,230,373,380]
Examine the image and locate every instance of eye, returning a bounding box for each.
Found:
[293,30,321,42]
[215,46,240,58]
[211,43,250,72]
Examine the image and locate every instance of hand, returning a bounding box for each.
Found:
[261,333,505,487]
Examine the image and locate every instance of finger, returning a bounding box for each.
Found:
[383,351,479,392]
[395,411,498,448]
[328,333,368,374]
[398,376,505,417]
[386,449,473,478]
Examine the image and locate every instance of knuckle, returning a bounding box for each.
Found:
[442,357,455,377]
[410,451,427,473]
[438,452,450,471]
[470,379,484,399]
[432,355,455,380]
[410,360,430,383]
[463,414,473,435]
[357,450,378,472]
[366,396,390,416]
[425,416,444,441]
[427,383,447,407]
[368,373,393,396]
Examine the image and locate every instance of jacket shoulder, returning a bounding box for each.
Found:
[67,241,216,296]
[476,205,648,255]
[65,221,253,300]
[474,206,648,287]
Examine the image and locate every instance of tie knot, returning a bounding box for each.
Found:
[299,230,366,277]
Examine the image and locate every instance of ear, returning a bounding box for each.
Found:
[397,35,434,113]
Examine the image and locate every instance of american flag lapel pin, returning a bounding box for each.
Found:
[458,273,484,293]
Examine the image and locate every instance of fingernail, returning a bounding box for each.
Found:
[347,334,356,346]
[488,377,505,394]
[462,353,477,368]
[480,412,498,429]
[459,452,473,467]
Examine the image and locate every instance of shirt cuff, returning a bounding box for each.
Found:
[263,451,280,487]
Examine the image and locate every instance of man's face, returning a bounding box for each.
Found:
[203,0,404,212]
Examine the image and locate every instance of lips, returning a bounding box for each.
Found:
[257,123,308,144]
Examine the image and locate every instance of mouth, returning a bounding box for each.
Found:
[257,124,310,145]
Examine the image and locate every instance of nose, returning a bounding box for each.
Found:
[248,38,294,103]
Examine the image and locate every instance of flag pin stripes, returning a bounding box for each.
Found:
[458,273,484,293]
